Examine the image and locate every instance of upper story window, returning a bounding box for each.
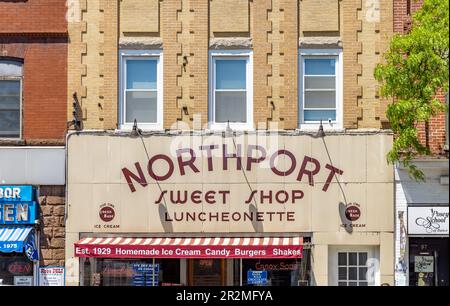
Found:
[209,50,253,130]
[299,49,342,130]
[119,50,163,130]
[0,59,22,139]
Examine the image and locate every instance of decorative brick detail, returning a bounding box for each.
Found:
[39,186,65,267]
[68,0,118,130]
[342,0,363,129]
[162,0,208,129]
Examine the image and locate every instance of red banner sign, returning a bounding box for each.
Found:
[74,237,303,259]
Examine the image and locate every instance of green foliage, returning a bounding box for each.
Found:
[374,0,449,181]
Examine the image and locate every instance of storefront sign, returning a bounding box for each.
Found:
[0,186,33,202]
[8,261,32,275]
[39,267,65,286]
[67,134,393,233]
[414,256,434,272]
[247,270,268,285]
[408,206,449,235]
[13,276,33,286]
[0,186,37,225]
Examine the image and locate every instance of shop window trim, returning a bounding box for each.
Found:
[298,49,343,131]
[0,59,23,139]
[119,50,163,131]
[337,251,370,286]
[208,50,254,131]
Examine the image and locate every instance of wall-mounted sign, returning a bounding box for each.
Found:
[414,256,434,272]
[67,134,393,233]
[38,267,65,286]
[0,186,37,225]
[99,203,115,222]
[408,206,449,235]
[345,203,361,221]
[0,186,33,202]
[0,202,37,224]
[14,276,33,286]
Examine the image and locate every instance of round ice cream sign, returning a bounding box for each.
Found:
[345,203,361,221]
[99,204,115,222]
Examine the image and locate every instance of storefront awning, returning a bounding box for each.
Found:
[74,237,303,259]
[0,226,33,253]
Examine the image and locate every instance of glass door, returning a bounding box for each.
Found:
[188,259,226,286]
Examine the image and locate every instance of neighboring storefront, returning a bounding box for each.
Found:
[65,131,394,286]
[0,185,39,286]
[395,161,449,286]
[0,147,66,286]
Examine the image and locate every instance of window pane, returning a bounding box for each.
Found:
[126,60,157,89]
[0,80,20,137]
[305,59,335,75]
[348,282,357,286]
[126,91,157,123]
[359,253,368,266]
[304,91,336,108]
[0,110,20,137]
[215,60,246,89]
[338,253,347,266]
[215,91,246,123]
[338,267,347,280]
[305,76,335,90]
[338,282,347,286]
[359,282,368,286]
[359,267,368,280]
[0,60,23,77]
[304,110,336,121]
[349,267,357,280]
[349,253,358,266]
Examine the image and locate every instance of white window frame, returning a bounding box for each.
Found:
[298,49,343,131]
[329,246,380,286]
[208,50,253,131]
[0,75,22,139]
[119,50,163,131]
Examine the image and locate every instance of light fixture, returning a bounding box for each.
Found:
[130,118,142,138]
[225,120,233,138]
[316,119,325,138]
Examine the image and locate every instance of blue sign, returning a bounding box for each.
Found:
[132,263,159,273]
[25,231,39,261]
[0,186,37,225]
[132,263,159,286]
[247,270,268,285]
[0,202,38,224]
[0,186,34,202]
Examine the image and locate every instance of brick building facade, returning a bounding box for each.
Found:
[0,0,67,285]
[64,0,399,287]
[393,0,449,287]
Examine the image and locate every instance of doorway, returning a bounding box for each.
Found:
[188,259,226,286]
[409,237,449,286]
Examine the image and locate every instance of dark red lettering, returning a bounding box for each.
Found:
[246,145,266,171]
[223,144,242,170]
[177,148,200,176]
[148,154,175,181]
[297,156,321,186]
[323,164,344,192]
[200,145,218,171]
[122,162,148,192]
[270,150,296,176]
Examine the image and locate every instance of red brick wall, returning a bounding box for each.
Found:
[394,0,448,155]
[0,0,67,34]
[0,0,68,144]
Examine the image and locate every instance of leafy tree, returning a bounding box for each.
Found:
[374,0,449,181]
